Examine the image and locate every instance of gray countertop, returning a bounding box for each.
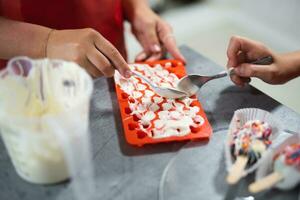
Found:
[0,46,299,200]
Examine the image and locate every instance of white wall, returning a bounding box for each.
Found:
[242,0,300,42]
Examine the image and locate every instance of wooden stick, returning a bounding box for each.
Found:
[249,171,283,193]
[226,156,248,184]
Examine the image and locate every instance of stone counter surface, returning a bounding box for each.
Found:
[0,46,299,200]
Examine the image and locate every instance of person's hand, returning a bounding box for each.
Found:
[129,7,186,63]
[47,28,131,78]
[226,36,299,85]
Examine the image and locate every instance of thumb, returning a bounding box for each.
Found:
[235,63,269,79]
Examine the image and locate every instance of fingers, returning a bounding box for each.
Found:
[162,35,186,63]
[82,58,103,78]
[87,48,114,77]
[158,21,186,63]
[133,20,161,55]
[227,60,246,86]
[135,51,148,62]
[227,36,270,67]
[229,51,248,86]
[227,35,273,86]
[134,19,185,63]
[227,36,243,68]
[235,63,269,80]
[135,50,164,62]
[230,75,251,87]
[94,34,131,78]
[146,52,163,62]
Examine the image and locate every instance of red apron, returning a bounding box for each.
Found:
[0,0,126,69]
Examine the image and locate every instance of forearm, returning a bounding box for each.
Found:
[0,17,52,59]
[122,0,150,22]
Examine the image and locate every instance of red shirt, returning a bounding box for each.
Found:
[0,0,126,68]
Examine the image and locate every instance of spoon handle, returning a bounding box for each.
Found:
[132,71,156,88]
[207,56,273,81]
[209,70,228,79]
[251,56,273,65]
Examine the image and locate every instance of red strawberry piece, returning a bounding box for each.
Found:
[142,123,150,129]
[137,130,147,139]
[128,123,138,130]
[190,125,201,133]
[128,98,135,103]
[125,107,131,114]
[133,114,140,121]
[121,93,129,99]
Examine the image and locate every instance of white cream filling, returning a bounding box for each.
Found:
[114,63,204,138]
[145,90,155,97]
[153,96,163,104]
[162,102,173,111]
[137,83,147,91]
[149,103,160,112]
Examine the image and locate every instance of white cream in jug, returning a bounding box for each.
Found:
[0,57,93,190]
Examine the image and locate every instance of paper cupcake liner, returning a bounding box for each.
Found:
[255,133,300,190]
[225,108,282,177]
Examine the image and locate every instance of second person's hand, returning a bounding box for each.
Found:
[226,36,300,86]
[129,6,186,63]
[47,28,131,78]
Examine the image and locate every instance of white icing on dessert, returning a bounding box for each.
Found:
[145,90,155,97]
[114,63,204,138]
[141,111,156,124]
[154,120,165,129]
[133,91,142,99]
[162,102,173,111]
[194,115,205,125]
[170,111,181,120]
[149,103,160,112]
[137,83,147,91]
[153,96,163,104]
[141,97,152,107]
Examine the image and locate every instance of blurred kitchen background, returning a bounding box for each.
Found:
[125,0,300,114]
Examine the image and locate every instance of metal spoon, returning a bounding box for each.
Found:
[132,71,188,99]
[176,56,274,96]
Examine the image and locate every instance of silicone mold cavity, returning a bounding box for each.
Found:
[115,60,212,146]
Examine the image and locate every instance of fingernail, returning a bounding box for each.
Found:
[152,44,161,53]
[124,70,132,78]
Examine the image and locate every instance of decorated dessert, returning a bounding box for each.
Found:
[227,120,272,184]
[114,60,212,146]
[249,143,300,193]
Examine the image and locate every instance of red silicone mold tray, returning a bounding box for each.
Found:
[114,59,212,146]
